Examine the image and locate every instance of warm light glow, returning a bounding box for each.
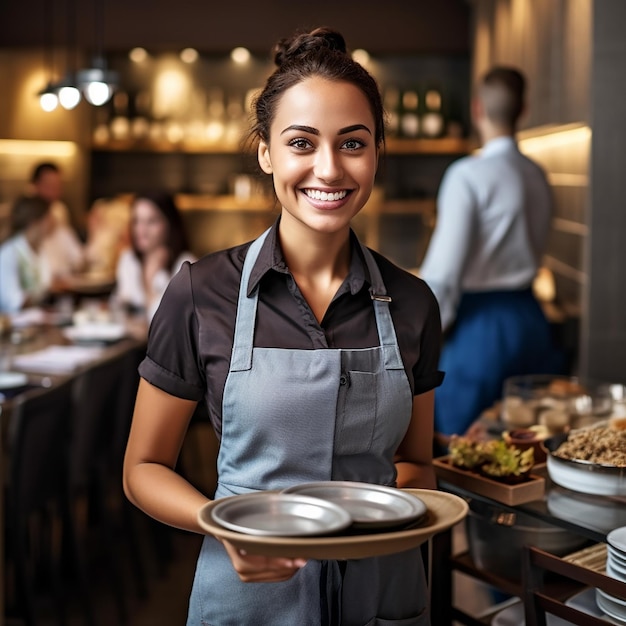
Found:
[58,85,81,109]
[129,47,148,63]
[152,66,192,118]
[517,124,591,153]
[165,121,184,143]
[180,47,199,63]
[425,90,442,111]
[39,91,58,112]
[84,81,112,106]
[0,139,77,157]
[230,47,250,64]
[205,120,224,143]
[352,49,370,66]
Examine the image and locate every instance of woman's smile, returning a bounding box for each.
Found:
[301,187,351,209]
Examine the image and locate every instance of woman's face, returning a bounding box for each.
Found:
[258,76,378,236]
[131,199,169,254]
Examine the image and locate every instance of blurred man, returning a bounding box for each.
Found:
[420,67,565,447]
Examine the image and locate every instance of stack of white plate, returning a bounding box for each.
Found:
[597,526,626,624]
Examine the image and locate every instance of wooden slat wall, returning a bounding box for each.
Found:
[470,0,626,384]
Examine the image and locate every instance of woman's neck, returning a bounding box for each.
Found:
[278,218,351,323]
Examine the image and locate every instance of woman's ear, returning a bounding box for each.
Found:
[258,141,273,174]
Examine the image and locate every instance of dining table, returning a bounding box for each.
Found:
[0,305,148,619]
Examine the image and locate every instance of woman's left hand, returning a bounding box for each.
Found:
[221,539,307,583]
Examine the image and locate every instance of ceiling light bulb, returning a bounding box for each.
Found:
[129,47,148,63]
[58,85,81,109]
[180,47,198,63]
[39,91,58,112]
[230,47,250,64]
[84,81,112,106]
[352,49,370,65]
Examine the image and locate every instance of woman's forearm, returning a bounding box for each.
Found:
[124,461,211,533]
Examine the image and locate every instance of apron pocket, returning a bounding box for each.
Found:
[336,370,377,455]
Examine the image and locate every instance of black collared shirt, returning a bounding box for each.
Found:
[139,221,444,439]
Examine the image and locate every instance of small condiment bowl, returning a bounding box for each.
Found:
[502,425,550,464]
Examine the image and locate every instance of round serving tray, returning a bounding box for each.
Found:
[197,488,468,560]
[544,433,626,496]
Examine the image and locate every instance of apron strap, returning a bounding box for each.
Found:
[228,228,270,372]
[357,240,405,371]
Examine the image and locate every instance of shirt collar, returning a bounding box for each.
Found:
[481,135,518,157]
[246,218,369,297]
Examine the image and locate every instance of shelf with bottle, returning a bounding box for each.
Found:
[91,135,473,156]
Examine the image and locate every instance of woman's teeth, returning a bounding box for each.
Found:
[305,189,348,201]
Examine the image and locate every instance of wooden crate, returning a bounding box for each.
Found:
[433,456,545,506]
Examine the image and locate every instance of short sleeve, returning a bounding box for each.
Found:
[412,286,445,395]
[138,262,205,401]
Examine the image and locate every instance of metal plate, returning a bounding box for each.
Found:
[210,492,352,537]
[0,371,28,390]
[596,588,626,624]
[608,527,626,554]
[282,481,428,529]
[198,489,468,560]
[62,323,126,344]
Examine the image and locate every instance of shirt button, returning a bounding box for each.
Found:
[340,374,348,386]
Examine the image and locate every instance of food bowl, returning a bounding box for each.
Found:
[543,432,626,496]
[502,425,550,463]
[501,375,614,433]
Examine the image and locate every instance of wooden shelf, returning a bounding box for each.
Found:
[385,136,474,155]
[91,137,473,156]
[91,138,245,154]
[175,193,275,213]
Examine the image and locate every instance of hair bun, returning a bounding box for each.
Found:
[273,27,347,67]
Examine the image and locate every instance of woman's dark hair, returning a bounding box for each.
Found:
[250,27,385,149]
[10,195,51,235]
[130,191,189,272]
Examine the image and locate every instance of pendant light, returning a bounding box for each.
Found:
[57,0,81,110]
[77,0,117,106]
[37,0,58,111]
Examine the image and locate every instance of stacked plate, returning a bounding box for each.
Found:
[597,526,626,624]
[210,482,429,537]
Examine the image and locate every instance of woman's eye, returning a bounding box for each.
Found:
[342,138,365,151]
[288,138,312,150]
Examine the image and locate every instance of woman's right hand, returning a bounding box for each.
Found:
[221,539,307,583]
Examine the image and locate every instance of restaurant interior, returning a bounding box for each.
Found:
[1,0,626,624]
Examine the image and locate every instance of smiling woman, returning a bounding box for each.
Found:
[123,26,444,626]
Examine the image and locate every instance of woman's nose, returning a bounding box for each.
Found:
[314,146,342,182]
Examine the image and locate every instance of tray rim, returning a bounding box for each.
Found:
[197,488,468,560]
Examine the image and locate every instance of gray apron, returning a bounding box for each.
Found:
[187,230,429,626]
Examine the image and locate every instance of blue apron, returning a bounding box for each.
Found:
[187,230,429,626]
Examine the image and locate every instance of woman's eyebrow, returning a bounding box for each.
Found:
[338,124,372,135]
[279,123,372,136]
[280,124,318,136]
